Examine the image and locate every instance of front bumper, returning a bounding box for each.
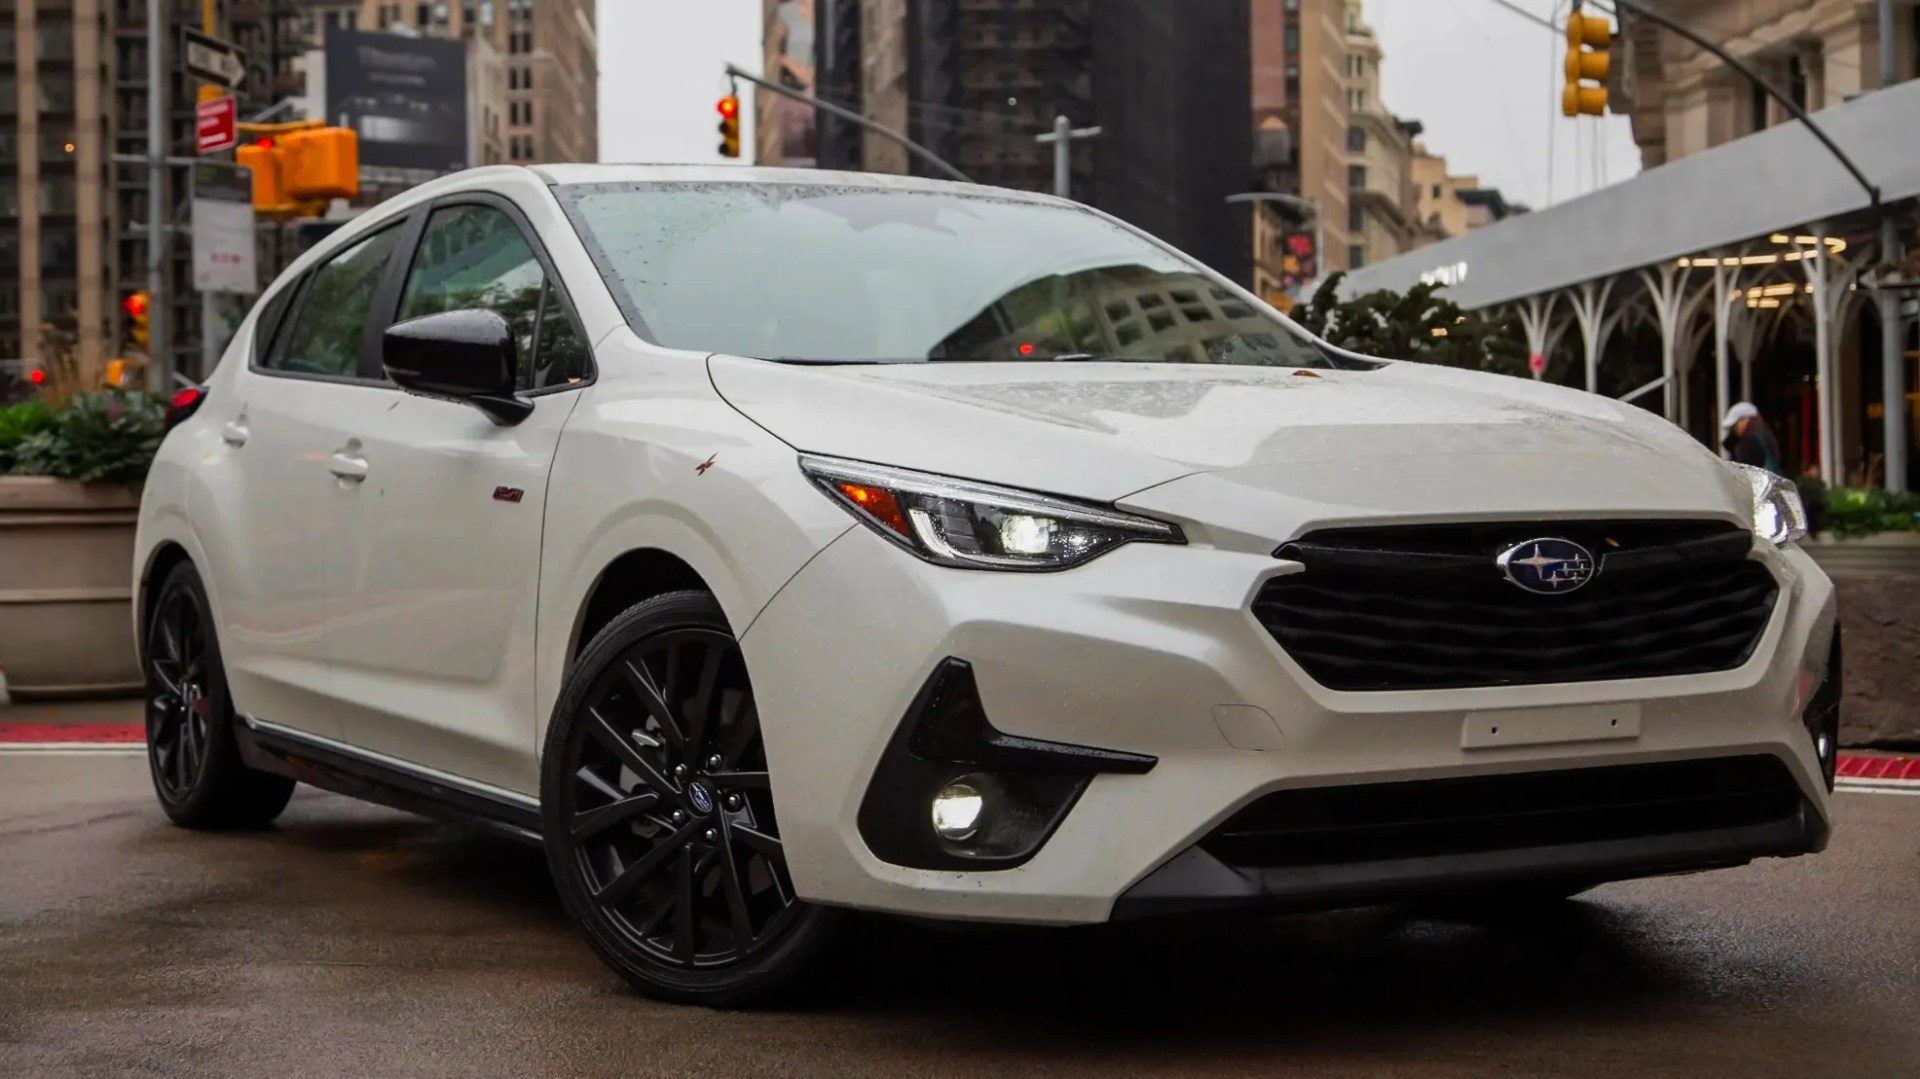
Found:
[740,523,1837,925]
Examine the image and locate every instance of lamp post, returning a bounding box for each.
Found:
[1227,192,1324,301]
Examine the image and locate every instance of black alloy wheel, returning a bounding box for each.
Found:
[143,561,296,828]
[148,579,214,802]
[542,592,839,1006]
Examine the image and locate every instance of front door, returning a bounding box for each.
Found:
[324,196,594,795]
[211,224,410,741]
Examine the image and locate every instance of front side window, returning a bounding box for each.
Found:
[559,182,1349,370]
[267,228,402,378]
[398,204,588,390]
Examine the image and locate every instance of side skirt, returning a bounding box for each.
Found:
[235,718,544,845]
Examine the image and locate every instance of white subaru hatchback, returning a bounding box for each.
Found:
[135,165,1840,1006]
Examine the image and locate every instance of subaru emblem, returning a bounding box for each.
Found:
[1496,538,1597,595]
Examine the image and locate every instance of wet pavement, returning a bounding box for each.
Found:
[1,752,1916,1078]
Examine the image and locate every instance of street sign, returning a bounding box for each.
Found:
[182,28,247,90]
[196,96,238,154]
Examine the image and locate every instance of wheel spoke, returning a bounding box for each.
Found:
[685,645,723,763]
[732,823,783,858]
[717,826,757,950]
[575,764,626,804]
[155,610,182,667]
[672,845,697,964]
[594,822,695,906]
[150,662,183,701]
[584,706,677,795]
[172,729,193,788]
[621,660,686,758]
[712,769,769,790]
[720,698,760,769]
[570,791,662,840]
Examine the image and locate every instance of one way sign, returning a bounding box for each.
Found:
[182,28,247,91]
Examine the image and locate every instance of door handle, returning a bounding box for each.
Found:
[221,421,249,447]
[328,453,369,482]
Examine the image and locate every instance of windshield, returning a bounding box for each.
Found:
[557,182,1351,368]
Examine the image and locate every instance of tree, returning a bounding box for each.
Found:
[1292,272,1529,377]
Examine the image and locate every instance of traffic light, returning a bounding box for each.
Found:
[104,359,127,388]
[237,137,286,213]
[1563,7,1612,116]
[282,127,359,202]
[717,95,741,158]
[124,291,151,352]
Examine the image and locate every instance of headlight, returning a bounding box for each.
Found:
[1732,462,1807,546]
[799,455,1183,570]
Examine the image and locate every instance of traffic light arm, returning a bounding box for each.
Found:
[722,63,972,184]
[1607,0,1878,206]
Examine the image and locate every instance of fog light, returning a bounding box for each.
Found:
[930,778,986,841]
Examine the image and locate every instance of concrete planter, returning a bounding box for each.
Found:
[1802,532,1920,747]
[0,478,142,700]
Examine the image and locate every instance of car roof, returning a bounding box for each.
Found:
[529,162,1062,205]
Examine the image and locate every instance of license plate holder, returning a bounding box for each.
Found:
[1461,702,1642,749]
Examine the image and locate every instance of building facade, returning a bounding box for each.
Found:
[4,0,115,377]
[759,0,1251,285]
[1623,0,1919,168]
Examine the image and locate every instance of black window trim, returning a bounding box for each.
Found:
[385,189,598,397]
[249,215,419,387]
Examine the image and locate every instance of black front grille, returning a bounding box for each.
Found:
[1201,756,1804,869]
[1253,520,1779,691]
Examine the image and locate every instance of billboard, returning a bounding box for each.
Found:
[325,30,469,173]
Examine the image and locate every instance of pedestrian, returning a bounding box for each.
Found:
[1721,401,1784,475]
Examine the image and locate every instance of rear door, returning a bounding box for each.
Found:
[208,223,411,740]
[322,192,594,795]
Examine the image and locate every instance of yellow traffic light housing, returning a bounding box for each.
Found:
[123,291,151,352]
[717,95,741,158]
[1563,9,1612,116]
[283,127,360,202]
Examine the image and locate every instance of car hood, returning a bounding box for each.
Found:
[708,355,1753,524]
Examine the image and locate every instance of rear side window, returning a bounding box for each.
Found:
[265,227,402,379]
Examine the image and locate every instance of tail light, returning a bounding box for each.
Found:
[164,386,208,433]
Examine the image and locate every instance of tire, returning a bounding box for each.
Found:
[144,560,296,829]
[540,591,841,1007]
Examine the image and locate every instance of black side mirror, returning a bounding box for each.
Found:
[382,309,532,425]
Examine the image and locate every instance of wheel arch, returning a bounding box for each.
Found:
[568,546,712,662]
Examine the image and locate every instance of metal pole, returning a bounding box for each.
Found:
[1879,0,1897,88]
[724,63,970,183]
[1034,115,1101,200]
[1049,116,1069,198]
[147,0,169,387]
[1713,261,1731,452]
[1879,219,1909,492]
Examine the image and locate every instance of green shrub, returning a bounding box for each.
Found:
[1818,484,1920,538]
[5,391,168,485]
[0,399,60,473]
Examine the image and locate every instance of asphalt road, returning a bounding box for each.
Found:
[2,754,1916,1078]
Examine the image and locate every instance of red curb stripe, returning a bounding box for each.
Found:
[1836,754,1920,782]
[0,722,145,744]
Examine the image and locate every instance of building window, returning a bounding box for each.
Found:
[1431,182,1442,197]
[1348,205,1364,232]
[346,10,358,29]
[1285,26,1299,53]
[1348,88,1365,111]
[1750,80,1768,132]
[1348,164,1366,189]
[1349,245,1366,270]
[1346,125,1365,152]
[1788,54,1808,111]
[1285,65,1300,97]
[325,10,340,30]
[481,0,495,25]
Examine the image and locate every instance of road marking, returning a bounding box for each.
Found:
[0,743,146,756]
[1836,781,1920,797]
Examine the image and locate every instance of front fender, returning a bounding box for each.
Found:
[533,344,853,744]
